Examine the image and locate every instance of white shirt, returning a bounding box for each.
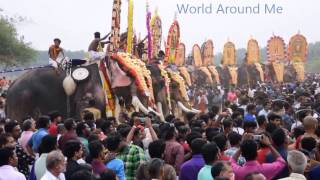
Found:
[0,165,26,180]
[279,173,306,180]
[35,153,48,180]
[40,170,65,180]
[258,109,270,118]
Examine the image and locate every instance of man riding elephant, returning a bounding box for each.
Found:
[88,32,110,61]
[48,38,65,68]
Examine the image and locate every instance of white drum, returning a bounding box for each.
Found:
[72,67,90,81]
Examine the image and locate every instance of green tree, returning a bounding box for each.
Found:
[0,11,36,68]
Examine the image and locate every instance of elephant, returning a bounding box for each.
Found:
[106,52,159,117]
[147,62,171,118]
[166,67,200,117]
[237,63,262,88]
[6,64,106,121]
[216,66,232,89]
[190,66,213,88]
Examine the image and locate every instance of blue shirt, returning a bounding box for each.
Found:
[244,113,256,122]
[28,128,48,153]
[309,165,320,180]
[106,159,126,180]
[179,154,205,180]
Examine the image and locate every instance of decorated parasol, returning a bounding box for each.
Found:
[247,38,260,64]
[109,0,122,52]
[151,9,162,59]
[165,20,180,65]
[267,35,286,82]
[288,33,308,82]
[222,41,236,66]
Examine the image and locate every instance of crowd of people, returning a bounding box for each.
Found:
[1,73,320,180]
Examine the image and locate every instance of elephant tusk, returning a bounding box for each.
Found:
[148,107,161,117]
[191,108,201,114]
[177,101,194,113]
[156,102,165,122]
[132,96,149,114]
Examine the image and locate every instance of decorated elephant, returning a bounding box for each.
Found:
[237,63,262,88]
[6,63,106,121]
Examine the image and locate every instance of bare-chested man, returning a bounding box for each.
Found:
[88,32,110,61]
[48,38,64,68]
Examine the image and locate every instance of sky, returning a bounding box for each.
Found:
[1,0,319,54]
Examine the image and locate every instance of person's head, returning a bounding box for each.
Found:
[211,161,234,180]
[104,132,124,153]
[271,128,287,147]
[243,121,257,133]
[83,111,94,121]
[246,104,256,114]
[37,115,50,129]
[100,169,117,180]
[228,132,242,147]
[38,135,57,154]
[267,113,282,127]
[0,147,18,167]
[292,126,305,139]
[257,115,267,128]
[22,118,36,132]
[49,111,62,124]
[94,32,100,39]
[212,134,228,151]
[205,127,220,142]
[222,119,233,133]
[64,118,76,131]
[244,172,266,180]
[76,122,90,138]
[46,150,66,175]
[159,123,176,140]
[0,133,16,148]
[4,120,21,140]
[148,140,166,159]
[265,123,277,134]
[202,142,219,165]
[53,38,61,46]
[263,101,271,110]
[89,140,105,160]
[303,116,318,131]
[301,136,317,153]
[148,158,165,179]
[190,138,207,155]
[241,139,258,161]
[70,170,95,180]
[287,150,308,174]
[63,140,83,160]
[100,120,114,135]
[186,131,202,146]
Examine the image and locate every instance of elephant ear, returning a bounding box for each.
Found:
[192,44,202,67]
[201,40,214,66]
[247,38,260,64]
[175,43,186,66]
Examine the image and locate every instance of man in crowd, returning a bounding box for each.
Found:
[0,147,26,180]
[40,150,66,180]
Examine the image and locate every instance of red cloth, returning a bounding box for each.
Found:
[219,152,231,161]
[48,123,57,136]
[257,147,270,164]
